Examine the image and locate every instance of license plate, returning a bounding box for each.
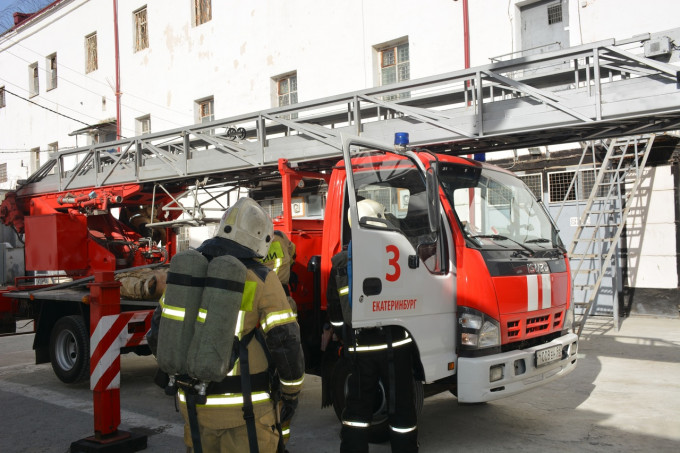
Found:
[535,344,562,367]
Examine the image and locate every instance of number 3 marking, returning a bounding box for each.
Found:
[385,245,400,282]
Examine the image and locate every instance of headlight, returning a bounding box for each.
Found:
[458,307,501,350]
[479,320,500,347]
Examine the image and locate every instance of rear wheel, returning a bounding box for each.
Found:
[331,357,424,444]
[49,315,89,384]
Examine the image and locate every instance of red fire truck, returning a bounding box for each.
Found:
[0,132,578,438]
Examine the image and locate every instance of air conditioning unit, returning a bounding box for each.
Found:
[644,36,671,58]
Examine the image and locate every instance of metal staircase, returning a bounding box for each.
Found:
[566,134,656,337]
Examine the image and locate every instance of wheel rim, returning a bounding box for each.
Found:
[54,329,78,371]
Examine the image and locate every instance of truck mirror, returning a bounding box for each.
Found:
[426,164,440,233]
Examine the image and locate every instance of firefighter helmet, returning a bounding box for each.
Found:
[216,197,274,257]
[348,199,387,228]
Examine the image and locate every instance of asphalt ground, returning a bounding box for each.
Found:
[0,315,679,453]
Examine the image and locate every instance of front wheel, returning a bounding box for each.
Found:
[331,357,424,444]
[49,315,90,384]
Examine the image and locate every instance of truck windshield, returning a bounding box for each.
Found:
[438,163,564,252]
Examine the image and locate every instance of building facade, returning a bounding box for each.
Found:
[1,0,679,308]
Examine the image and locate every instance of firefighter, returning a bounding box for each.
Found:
[176,197,305,453]
[261,230,298,313]
[328,199,418,453]
[260,229,299,445]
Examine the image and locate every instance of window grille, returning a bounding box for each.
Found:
[548,169,605,203]
[0,163,7,183]
[194,0,212,26]
[549,171,576,202]
[86,33,98,73]
[134,7,148,52]
[0,87,5,108]
[547,3,562,25]
[519,174,543,200]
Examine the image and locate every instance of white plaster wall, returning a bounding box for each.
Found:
[625,166,678,288]
[573,0,680,45]
[0,0,678,289]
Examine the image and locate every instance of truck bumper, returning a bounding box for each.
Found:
[456,332,578,403]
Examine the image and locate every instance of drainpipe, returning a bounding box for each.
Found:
[462,0,470,70]
[113,0,121,141]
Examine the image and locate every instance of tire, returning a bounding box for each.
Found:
[49,315,90,384]
[331,358,424,444]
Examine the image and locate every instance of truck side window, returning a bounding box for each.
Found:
[349,156,445,273]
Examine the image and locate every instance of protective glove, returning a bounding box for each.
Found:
[280,393,299,424]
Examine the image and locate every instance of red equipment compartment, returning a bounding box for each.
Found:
[275,218,324,312]
[25,214,88,271]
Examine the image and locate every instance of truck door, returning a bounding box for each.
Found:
[341,136,456,382]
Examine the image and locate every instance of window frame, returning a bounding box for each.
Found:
[29,62,39,97]
[547,3,563,25]
[85,32,98,73]
[193,0,212,27]
[46,53,57,91]
[375,39,410,100]
[134,6,149,52]
[196,97,214,124]
[136,115,151,135]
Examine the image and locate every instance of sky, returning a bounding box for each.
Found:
[0,0,54,34]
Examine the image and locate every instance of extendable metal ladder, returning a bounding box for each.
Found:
[567,134,656,336]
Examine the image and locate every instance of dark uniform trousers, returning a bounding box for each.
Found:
[340,327,418,453]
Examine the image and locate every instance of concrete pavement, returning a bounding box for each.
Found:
[0,315,678,452]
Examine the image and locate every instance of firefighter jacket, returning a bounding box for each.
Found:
[262,230,298,313]
[262,230,296,289]
[175,237,304,437]
[196,237,304,396]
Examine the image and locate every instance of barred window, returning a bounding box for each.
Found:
[547,3,562,25]
[549,171,576,202]
[134,7,148,52]
[85,32,98,73]
[193,0,211,26]
[0,163,7,183]
[519,174,543,200]
[548,169,604,203]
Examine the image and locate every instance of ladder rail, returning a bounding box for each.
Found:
[15,33,680,196]
[572,134,655,336]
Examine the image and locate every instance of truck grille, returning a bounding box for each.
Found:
[505,310,564,341]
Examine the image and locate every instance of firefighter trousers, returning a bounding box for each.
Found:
[179,396,280,453]
[340,340,418,453]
